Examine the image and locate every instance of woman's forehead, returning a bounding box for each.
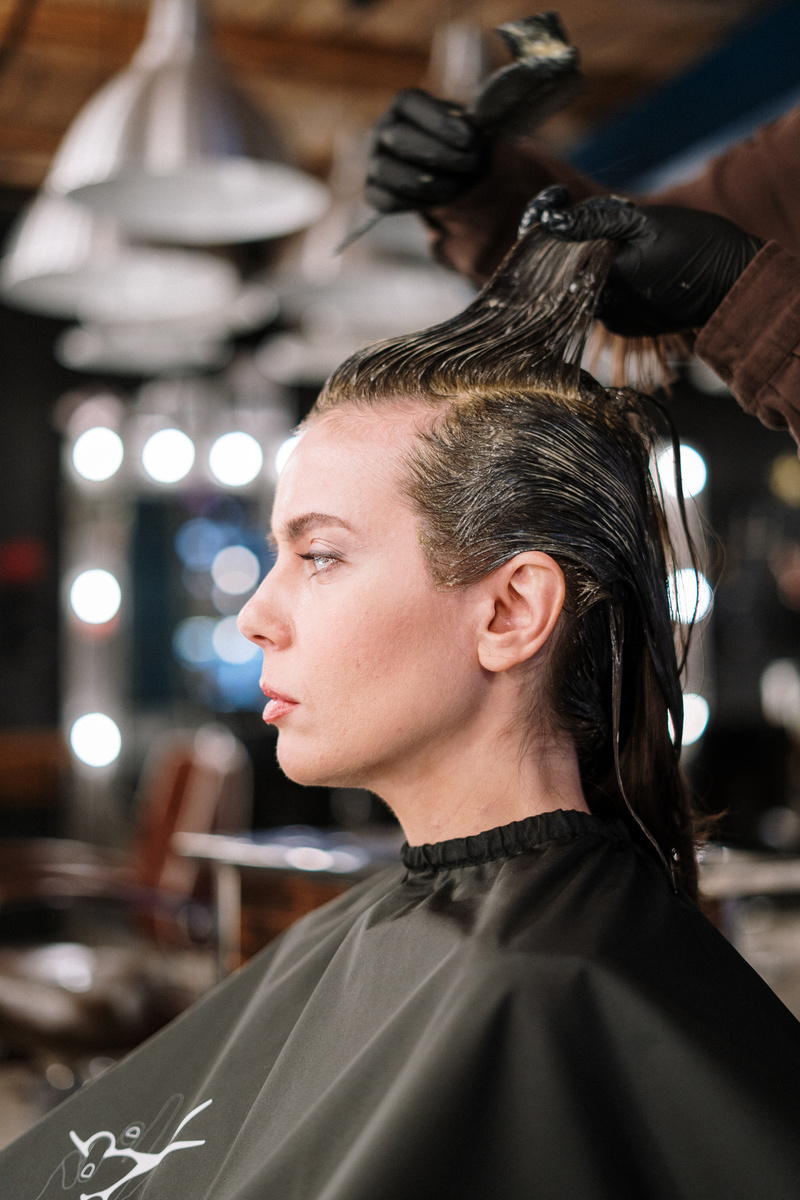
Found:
[272,405,421,529]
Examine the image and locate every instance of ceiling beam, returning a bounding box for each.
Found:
[17,3,429,90]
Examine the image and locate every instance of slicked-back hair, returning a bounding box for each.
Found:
[313,219,699,898]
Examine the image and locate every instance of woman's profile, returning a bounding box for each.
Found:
[4,201,800,1200]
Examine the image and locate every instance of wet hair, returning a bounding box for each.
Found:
[313,214,700,898]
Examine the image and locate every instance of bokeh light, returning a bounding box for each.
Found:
[682,694,710,745]
[174,518,229,571]
[173,616,217,666]
[211,545,260,595]
[72,427,124,482]
[668,693,710,746]
[759,806,800,851]
[275,434,302,476]
[667,568,713,624]
[760,659,800,732]
[142,428,195,483]
[212,615,259,664]
[70,713,121,767]
[209,432,263,487]
[285,846,336,872]
[69,569,122,624]
[769,455,800,507]
[655,444,707,499]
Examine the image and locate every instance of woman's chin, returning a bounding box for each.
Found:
[276,741,364,790]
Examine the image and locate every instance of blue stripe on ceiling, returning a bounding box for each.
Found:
[566,0,800,188]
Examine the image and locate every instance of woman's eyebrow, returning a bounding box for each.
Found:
[275,512,356,544]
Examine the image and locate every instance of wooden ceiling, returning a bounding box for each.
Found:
[0,0,775,188]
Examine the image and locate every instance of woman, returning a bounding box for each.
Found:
[4,203,800,1200]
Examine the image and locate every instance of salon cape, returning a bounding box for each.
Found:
[4,810,800,1200]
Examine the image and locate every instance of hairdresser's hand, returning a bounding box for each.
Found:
[365,89,488,213]
[523,187,764,336]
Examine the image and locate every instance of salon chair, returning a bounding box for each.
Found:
[0,724,252,1061]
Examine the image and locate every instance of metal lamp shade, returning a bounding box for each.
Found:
[0,194,242,321]
[54,280,278,374]
[55,321,232,374]
[258,263,475,385]
[56,0,328,244]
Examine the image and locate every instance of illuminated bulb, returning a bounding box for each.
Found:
[142,429,195,483]
[209,432,263,487]
[682,693,710,745]
[656,444,707,499]
[173,616,217,665]
[70,712,121,767]
[69,569,121,624]
[760,659,800,731]
[211,545,260,595]
[72,427,124,482]
[212,615,259,664]
[667,568,713,624]
[275,434,302,476]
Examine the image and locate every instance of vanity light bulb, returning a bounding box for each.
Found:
[209,432,263,487]
[682,694,710,745]
[142,429,195,483]
[70,713,121,767]
[667,568,713,624]
[69,569,122,624]
[656,444,707,499]
[72,427,124,482]
[275,434,302,476]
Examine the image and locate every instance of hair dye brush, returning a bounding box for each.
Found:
[470,12,582,138]
[338,11,583,251]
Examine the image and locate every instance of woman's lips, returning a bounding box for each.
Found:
[260,684,298,724]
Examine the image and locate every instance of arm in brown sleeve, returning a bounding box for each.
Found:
[650,104,800,257]
[695,241,800,437]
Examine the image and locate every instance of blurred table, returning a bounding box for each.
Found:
[173,827,403,977]
[699,846,800,899]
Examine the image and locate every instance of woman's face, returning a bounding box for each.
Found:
[238,406,486,792]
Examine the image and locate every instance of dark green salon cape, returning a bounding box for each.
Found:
[4,810,800,1200]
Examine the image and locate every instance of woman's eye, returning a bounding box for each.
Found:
[299,552,339,573]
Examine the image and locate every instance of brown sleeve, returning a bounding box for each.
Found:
[423,138,605,285]
[650,105,800,257]
[695,241,800,429]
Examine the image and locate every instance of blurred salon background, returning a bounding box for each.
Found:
[2,0,800,1141]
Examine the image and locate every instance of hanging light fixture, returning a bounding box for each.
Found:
[54,279,278,375]
[55,321,232,375]
[0,193,243,321]
[55,0,328,244]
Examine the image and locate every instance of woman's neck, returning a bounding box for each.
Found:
[370,720,589,847]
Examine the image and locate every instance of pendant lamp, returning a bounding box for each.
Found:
[55,0,328,244]
[0,194,242,321]
[55,322,231,375]
[55,281,278,375]
[257,262,474,386]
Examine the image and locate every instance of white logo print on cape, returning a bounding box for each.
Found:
[33,1096,212,1199]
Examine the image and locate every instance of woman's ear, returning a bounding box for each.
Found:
[476,552,565,674]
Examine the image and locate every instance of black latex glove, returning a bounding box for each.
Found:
[365,88,488,213]
[523,186,764,336]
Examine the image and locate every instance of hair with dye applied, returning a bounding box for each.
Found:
[313,211,700,897]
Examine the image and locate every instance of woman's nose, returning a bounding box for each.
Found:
[237,573,291,649]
